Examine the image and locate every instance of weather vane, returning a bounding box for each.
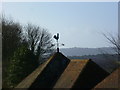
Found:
[54,33,59,52]
[53,33,65,52]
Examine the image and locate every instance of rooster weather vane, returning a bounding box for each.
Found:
[54,33,59,52]
[54,33,65,52]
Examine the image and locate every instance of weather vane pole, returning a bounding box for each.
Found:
[54,33,59,52]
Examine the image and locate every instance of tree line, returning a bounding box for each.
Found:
[1,15,55,88]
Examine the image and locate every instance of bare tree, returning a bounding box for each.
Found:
[103,33,120,67]
[23,24,40,52]
[37,29,55,63]
[103,33,120,56]
[23,24,55,64]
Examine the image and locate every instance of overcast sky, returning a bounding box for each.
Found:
[3,2,118,48]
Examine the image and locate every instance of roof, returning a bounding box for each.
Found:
[16,52,109,89]
[94,67,120,88]
[16,53,57,88]
[54,59,109,89]
[16,52,70,88]
[54,59,89,88]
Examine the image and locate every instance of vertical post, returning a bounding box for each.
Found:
[54,33,59,52]
[57,40,59,52]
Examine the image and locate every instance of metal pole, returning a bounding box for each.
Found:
[57,40,59,52]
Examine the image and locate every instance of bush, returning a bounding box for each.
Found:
[6,45,39,88]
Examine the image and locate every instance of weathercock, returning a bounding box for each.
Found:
[54,33,59,52]
[54,33,59,40]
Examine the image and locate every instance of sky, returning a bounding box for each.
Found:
[2,2,118,48]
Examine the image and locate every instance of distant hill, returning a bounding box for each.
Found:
[60,47,118,73]
[60,47,116,56]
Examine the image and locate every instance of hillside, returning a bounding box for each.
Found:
[60,47,118,73]
[60,47,115,56]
